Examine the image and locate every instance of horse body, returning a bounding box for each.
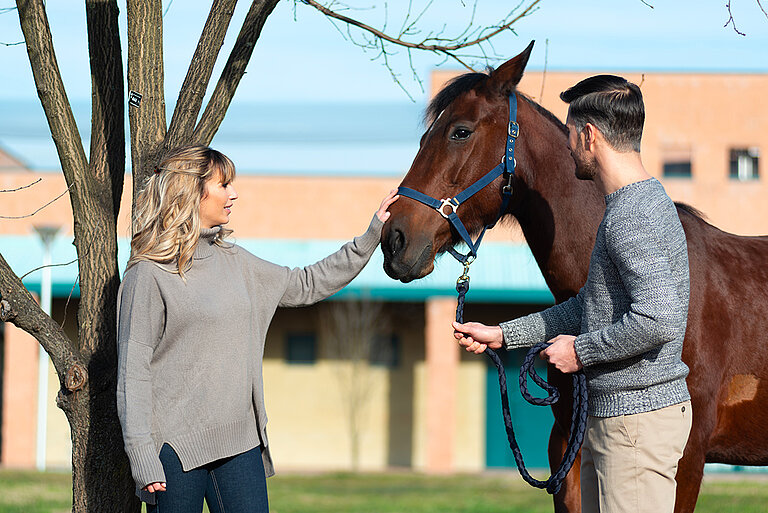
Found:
[382,42,768,512]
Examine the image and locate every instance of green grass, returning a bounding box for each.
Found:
[0,470,71,513]
[1,469,767,512]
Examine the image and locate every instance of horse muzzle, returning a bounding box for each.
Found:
[381,219,436,283]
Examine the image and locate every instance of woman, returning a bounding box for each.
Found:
[117,145,398,511]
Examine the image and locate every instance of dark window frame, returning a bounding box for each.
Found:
[369,333,400,368]
[729,148,760,181]
[285,332,317,365]
[663,161,692,178]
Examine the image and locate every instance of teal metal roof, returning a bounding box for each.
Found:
[2,235,553,304]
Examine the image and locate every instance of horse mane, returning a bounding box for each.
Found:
[675,201,707,222]
[425,71,490,125]
[519,94,568,136]
[425,69,568,137]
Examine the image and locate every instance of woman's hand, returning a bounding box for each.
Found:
[143,482,167,493]
[376,189,400,222]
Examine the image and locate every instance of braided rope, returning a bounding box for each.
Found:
[456,277,588,495]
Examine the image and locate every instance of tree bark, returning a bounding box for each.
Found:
[165,0,239,149]
[15,1,136,511]
[194,0,280,145]
[0,254,85,390]
[87,0,126,219]
[127,0,167,203]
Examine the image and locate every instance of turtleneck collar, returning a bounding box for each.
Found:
[194,226,222,259]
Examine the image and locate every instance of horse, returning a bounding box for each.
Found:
[380,41,768,512]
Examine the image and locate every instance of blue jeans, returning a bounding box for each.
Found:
[147,444,269,513]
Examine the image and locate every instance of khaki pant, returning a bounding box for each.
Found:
[581,401,692,513]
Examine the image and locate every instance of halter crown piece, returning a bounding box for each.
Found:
[397,93,588,495]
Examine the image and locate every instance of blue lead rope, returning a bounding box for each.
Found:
[456,278,589,495]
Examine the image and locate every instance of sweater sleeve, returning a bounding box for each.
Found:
[500,293,583,349]
[116,264,167,488]
[574,213,687,367]
[278,215,383,307]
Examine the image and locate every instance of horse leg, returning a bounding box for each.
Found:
[549,369,581,513]
[672,395,714,513]
[673,444,706,513]
[550,428,581,513]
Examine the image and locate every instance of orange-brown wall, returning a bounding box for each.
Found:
[0,173,400,241]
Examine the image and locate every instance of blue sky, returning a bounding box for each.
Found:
[0,0,766,104]
[0,1,765,171]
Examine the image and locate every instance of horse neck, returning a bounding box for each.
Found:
[512,100,605,302]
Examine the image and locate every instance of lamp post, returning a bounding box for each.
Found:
[33,224,60,472]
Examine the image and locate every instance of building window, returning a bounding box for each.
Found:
[285,333,316,364]
[663,161,692,178]
[369,334,399,368]
[662,145,692,178]
[729,148,760,181]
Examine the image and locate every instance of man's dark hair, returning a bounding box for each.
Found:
[560,75,644,152]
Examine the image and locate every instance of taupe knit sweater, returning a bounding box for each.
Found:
[501,178,690,417]
[117,216,382,500]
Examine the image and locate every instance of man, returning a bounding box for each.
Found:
[453,75,692,513]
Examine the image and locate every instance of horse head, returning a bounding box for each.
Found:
[382,42,540,282]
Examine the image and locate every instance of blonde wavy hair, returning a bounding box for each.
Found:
[127,145,236,277]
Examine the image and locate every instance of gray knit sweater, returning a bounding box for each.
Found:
[117,216,383,501]
[500,178,690,417]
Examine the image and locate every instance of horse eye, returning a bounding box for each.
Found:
[450,127,472,141]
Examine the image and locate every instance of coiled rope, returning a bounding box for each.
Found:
[455,275,588,495]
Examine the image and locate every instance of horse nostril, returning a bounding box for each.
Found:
[388,228,405,256]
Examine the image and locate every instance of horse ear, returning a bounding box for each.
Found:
[488,40,535,95]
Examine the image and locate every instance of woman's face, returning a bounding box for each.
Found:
[199,173,238,229]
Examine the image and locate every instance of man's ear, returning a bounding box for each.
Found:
[583,123,598,151]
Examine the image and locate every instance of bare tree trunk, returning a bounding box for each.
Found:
[15,0,137,510]
[321,299,387,471]
[127,0,167,202]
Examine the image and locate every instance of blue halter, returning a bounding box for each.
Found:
[397,93,519,265]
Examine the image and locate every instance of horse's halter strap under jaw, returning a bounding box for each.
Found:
[397,93,519,265]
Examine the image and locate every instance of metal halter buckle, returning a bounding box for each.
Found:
[508,121,519,138]
[437,198,459,219]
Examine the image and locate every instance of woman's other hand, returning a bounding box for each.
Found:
[376,189,400,222]
[143,482,167,493]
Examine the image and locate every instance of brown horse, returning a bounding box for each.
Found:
[381,41,768,512]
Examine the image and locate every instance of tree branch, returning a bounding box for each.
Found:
[127,0,167,201]
[193,0,281,145]
[165,0,239,149]
[16,0,91,216]
[0,178,41,192]
[86,0,125,220]
[724,0,746,35]
[0,182,74,219]
[300,0,540,71]
[0,253,87,392]
[756,0,768,18]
